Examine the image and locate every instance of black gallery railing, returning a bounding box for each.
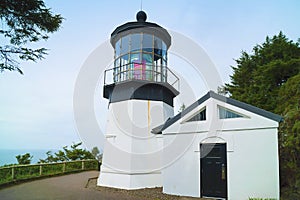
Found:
[104,63,179,91]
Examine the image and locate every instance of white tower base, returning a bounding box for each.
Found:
[97,99,173,189]
[98,171,162,189]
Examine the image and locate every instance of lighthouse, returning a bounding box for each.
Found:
[98,11,179,189]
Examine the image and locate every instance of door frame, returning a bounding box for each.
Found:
[200,143,228,199]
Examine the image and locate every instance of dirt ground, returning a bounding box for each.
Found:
[88,178,209,200]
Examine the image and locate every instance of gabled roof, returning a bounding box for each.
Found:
[152,91,283,134]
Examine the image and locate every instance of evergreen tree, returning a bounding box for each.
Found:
[276,74,300,198]
[0,0,63,74]
[225,31,300,112]
[225,32,300,198]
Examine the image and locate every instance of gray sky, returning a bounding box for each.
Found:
[0,0,299,149]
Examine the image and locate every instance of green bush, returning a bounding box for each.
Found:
[65,161,82,172]
[14,165,40,180]
[42,163,64,175]
[84,160,99,170]
[0,168,12,184]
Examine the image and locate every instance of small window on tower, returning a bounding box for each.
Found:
[218,106,244,119]
[186,108,206,122]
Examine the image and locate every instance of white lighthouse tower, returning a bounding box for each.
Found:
[98,11,179,189]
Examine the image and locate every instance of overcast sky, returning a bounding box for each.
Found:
[0,0,299,150]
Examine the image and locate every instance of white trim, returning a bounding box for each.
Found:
[218,126,278,132]
[163,130,208,135]
[200,136,226,144]
[100,171,161,175]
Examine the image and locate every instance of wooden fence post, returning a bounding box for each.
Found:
[11,167,15,180]
[81,161,85,170]
[39,165,42,176]
[63,163,66,173]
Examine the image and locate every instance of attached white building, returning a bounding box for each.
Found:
[153,91,282,200]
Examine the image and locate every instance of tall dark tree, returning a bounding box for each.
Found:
[0,0,62,74]
[225,31,300,112]
[225,32,300,199]
[276,74,300,198]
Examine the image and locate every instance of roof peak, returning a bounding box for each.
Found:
[152,91,283,134]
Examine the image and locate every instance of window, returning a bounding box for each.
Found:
[113,58,120,82]
[113,33,170,83]
[131,34,141,52]
[186,108,206,122]
[154,36,162,59]
[142,34,153,53]
[115,39,121,57]
[162,42,167,60]
[219,106,244,119]
[130,53,141,63]
[121,35,129,55]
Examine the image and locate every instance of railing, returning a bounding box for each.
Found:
[104,63,180,91]
[0,159,99,186]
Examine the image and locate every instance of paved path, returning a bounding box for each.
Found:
[0,171,104,200]
[0,171,204,200]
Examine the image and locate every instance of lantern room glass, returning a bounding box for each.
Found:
[113,33,167,83]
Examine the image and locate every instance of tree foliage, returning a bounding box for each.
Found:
[16,153,33,165]
[225,31,300,112]
[39,142,96,163]
[225,32,300,198]
[91,146,102,161]
[276,74,300,198]
[0,0,63,74]
[178,103,186,113]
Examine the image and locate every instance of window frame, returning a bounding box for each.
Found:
[183,107,207,123]
[218,106,248,119]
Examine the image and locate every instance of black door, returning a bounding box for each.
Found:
[200,143,227,199]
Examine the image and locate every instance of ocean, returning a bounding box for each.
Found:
[0,149,58,166]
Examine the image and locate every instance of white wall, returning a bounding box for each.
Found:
[226,129,280,200]
[162,133,201,197]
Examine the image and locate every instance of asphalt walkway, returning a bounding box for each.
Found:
[0,171,103,200]
[0,171,204,200]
